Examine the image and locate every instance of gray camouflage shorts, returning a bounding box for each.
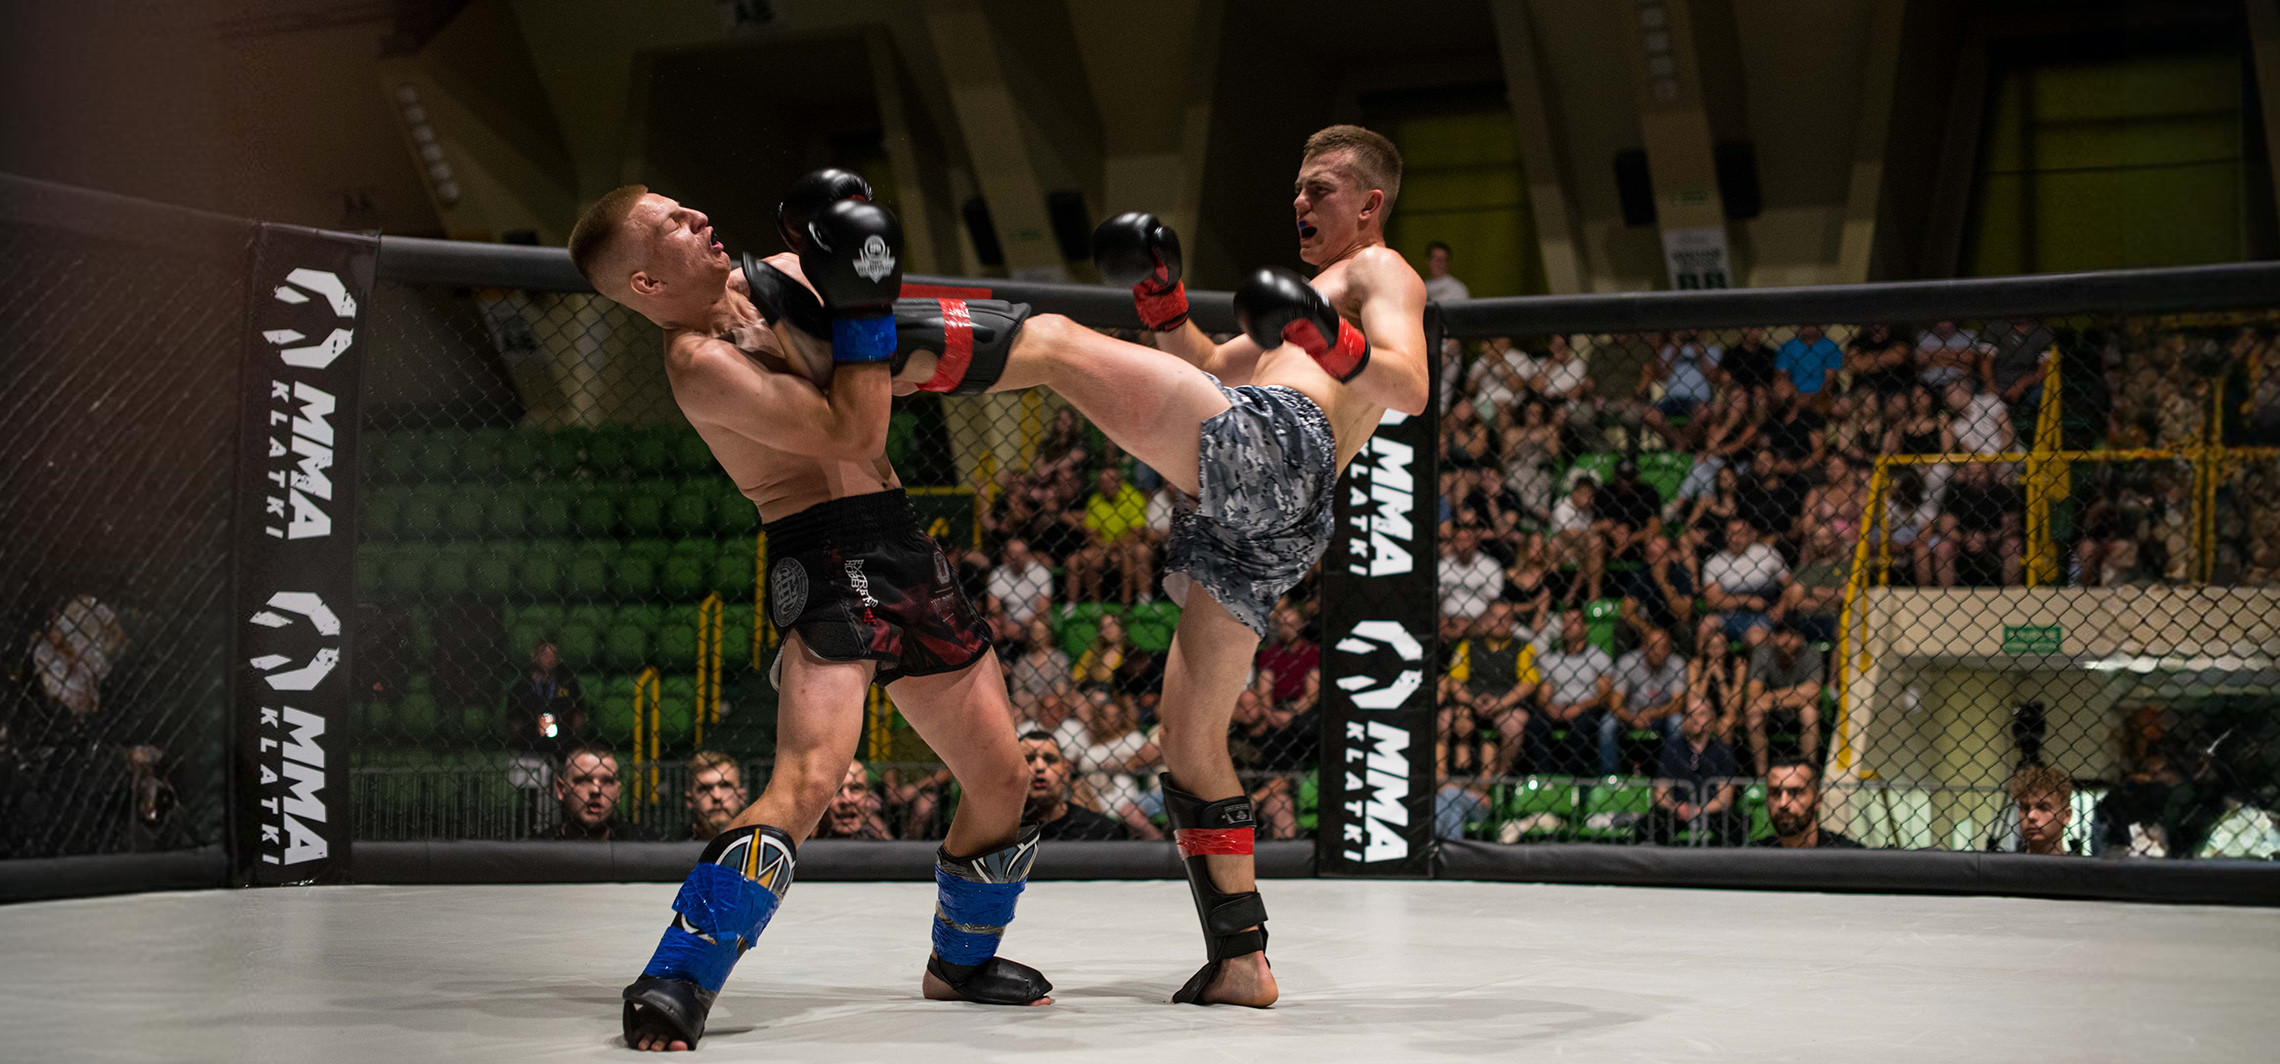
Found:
[1161,376,1338,638]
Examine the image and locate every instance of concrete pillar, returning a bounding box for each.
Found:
[920,0,1071,281]
[1624,0,1734,289]
[1835,0,1908,283]
[1489,1,1588,294]
[2248,1,2280,238]
[1065,0,1221,243]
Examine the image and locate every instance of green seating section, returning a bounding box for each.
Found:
[1053,600,1184,658]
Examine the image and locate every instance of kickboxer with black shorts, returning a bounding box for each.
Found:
[890,126,1432,1007]
[567,170,1051,1052]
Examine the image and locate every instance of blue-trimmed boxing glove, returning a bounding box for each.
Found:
[797,198,905,364]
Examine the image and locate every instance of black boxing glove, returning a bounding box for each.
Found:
[777,168,873,256]
[1091,212,1187,331]
[798,199,904,364]
[1233,266,1369,383]
[737,252,829,341]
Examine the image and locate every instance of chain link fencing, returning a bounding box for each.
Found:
[0,186,243,860]
[352,283,1325,845]
[1431,310,2280,858]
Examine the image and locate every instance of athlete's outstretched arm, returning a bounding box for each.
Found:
[1347,249,1432,416]
[1154,318,1267,384]
[672,335,890,461]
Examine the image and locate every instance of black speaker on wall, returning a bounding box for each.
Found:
[1045,190,1093,262]
[1715,141,1762,221]
[961,196,1005,267]
[1614,149,1656,228]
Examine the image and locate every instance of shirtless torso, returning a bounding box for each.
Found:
[1239,243,1427,471]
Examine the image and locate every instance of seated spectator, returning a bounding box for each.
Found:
[682,750,748,843]
[1774,525,1850,644]
[1844,322,1915,398]
[1423,239,1471,302]
[1547,478,1606,603]
[1619,534,1697,641]
[1438,524,1508,642]
[1722,325,1782,399]
[1467,335,1533,412]
[1458,465,1531,564]
[1606,627,1690,774]
[1777,324,1843,398]
[1801,455,1869,550]
[1947,381,2013,459]
[1757,378,1829,478]
[1738,448,1806,545]
[1069,466,1154,605]
[813,760,893,840]
[1071,614,1144,693]
[1525,609,1617,775]
[536,743,644,841]
[1985,318,2055,426]
[1496,398,1561,524]
[1697,387,1762,463]
[1688,628,1749,743]
[1744,622,1825,775]
[1681,464,1744,550]
[1254,604,1319,713]
[1442,398,1495,472]
[1500,534,1560,642]
[987,537,1054,631]
[1640,694,1744,846]
[2006,765,2077,856]
[1700,518,1789,647]
[1020,730,1131,840]
[1628,329,1720,449]
[1825,391,1893,467]
[1915,320,1984,390]
[1920,459,2023,588]
[1439,601,1540,782]
[508,640,584,758]
[1753,756,1863,847]
[1006,615,1071,711]
[1530,334,1602,444]
[1595,458,1664,565]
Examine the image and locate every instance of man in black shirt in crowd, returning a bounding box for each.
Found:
[1756,378,1827,478]
[1020,730,1130,840]
[1595,457,1664,564]
[1722,326,1781,400]
[508,640,584,758]
[1753,756,1863,848]
[1641,694,1743,845]
[535,742,647,841]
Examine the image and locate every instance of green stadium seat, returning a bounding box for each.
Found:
[374,433,420,483]
[556,624,602,671]
[506,619,549,660]
[614,554,659,599]
[425,545,473,597]
[628,428,673,477]
[1566,452,1620,491]
[1491,777,1576,840]
[1297,774,1319,834]
[460,429,506,480]
[1576,778,1654,842]
[359,698,393,740]
[715,485,757,536]
[416,431,463,482]
[486,489,527,539]
[528,486,574,539]
[400,486,449,540]
[624,538,674,564]
[511,603,566,635]
[499,432,541,478]
[356,547,389,599]
[657,605,704,670]
[674,429,716,475]
[471,546,517,597]
[441,494,486,540]
[605,624,651,672]
[1638,451,1692,503]
[662,555,708,599]
[566,549,612,599]
[567,604,614,631]
[666,489,712,538]
[516,540,571,599]
[458,703,498,743]
[571,489,615,539]
[614,604,666,636]
[1126,601,1180,653]
[659,677,699,745]
[397,692,441,741]
[598,675,641,744]
[1584,598,1621,655]
[540,428,585,475]
[585,428,632,475]
[620,482,669,537]
[383,550,426,598]
[712,543,756,599]
[361,488,402,541]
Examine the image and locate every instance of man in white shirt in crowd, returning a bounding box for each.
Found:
[1437,523,1507,645]
[1915,320,1983,389]
[1604,627,1690,774]
[1547,476,1607,604]
[987,536,1055,631]
[1422,240,1471,304]
[1528,608,1617,775]
[1464,335,1531,414]
[1700,518,1789,649]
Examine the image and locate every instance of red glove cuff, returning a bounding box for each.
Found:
[919,299,974,393]
[1133,281,1189,332]
[1283,316,1370,383]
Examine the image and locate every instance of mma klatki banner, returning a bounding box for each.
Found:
[231,224,373,886]
[1316,305,1440,877]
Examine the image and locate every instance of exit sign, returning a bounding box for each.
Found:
[2003,625,2062,654]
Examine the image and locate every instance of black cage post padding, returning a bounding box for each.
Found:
[1437,261,2280,337]
[350,839,1317,885]
[0,847,229,905]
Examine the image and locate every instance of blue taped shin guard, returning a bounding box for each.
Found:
[925,824,1051,1004]
[639,825,796,993]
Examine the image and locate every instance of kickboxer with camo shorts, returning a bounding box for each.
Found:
[892,124,1431,1007]
[567,169,1053,1052]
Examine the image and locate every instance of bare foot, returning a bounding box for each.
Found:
[921,968,1053,1006]
[1191,951,1277,1008]
[625,1009,691,1052]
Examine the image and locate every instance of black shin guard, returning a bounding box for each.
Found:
[894,297,1031,395]
[1161,775,1268,1005]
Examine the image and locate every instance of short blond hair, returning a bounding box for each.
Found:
[567,183,651,292]
[1302,124,1402,212]
[2007,765,2072,806]
[686,749,740,784]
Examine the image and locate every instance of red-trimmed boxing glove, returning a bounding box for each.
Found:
[1233,265,1371,383]
[1091,212,1188,331]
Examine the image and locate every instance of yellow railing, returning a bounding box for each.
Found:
[631,667,660,824]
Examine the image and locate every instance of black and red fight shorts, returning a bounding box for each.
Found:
[764,489,990,684]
